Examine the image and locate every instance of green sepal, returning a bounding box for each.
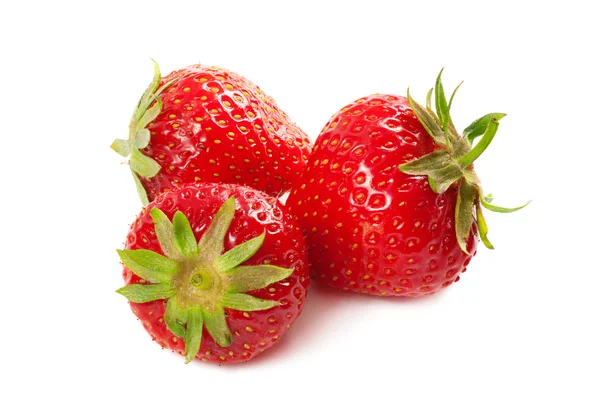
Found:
[435,69,451,132]
[197,197,236,256]
[455,181,477,254]
[172,211,198,257]
[448,80,463,112]
[131,129,151,149]
[480,195,531,213]
[227,265,293,293]
[164,296,187,338]
[426,88,434,112]
[131,170,150,206]
[116,283,175,303]
[457,117,501,168]
[137,99,162,132]
[407,88,446,146]
[117,249,177,283]
[217,232,265,272]
[184,307,204,364]
[130,147,161,178]
[476,200,494,249]
[111,139,130,157]
[222,293,279,311]
[202,306,233,347]
[134,59,162,123]
[463,113,507,144]
[150,208,183,260]
[399,151,462,194]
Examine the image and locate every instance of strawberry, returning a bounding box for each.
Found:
[287,71,527,296]
[111,61,312,205]
[116,183,309,363]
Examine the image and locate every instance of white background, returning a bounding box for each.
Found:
[1,1,598,397]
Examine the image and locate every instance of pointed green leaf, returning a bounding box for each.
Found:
[426,88,434,112]
[407,88,446,146]
[131,170,149,206]
[202,306,233,347]
[130,146,161,178]
[428,164,464,194]
[117,249,178,283]
[463,113,506,144]
[227,265,293,293]
[197,197,236,256]
[455,181,477,254]
[448,80,463,112]
[184,307,203,364]
[457,117,501,168]
[217,232,265,272]
[164,296,187,338]
[435,68,450,131]
[222,293,279,312]
[134,59,162,122]
[480,197,531,213]
[150,208,183,260]
[116,283,175,303]
[173,211,198,257]
[476,200,494,249]
[137,99,162,131]
[131,128,151,149]
[111,139,131,157]
[399,151,452,174]
[399,151,463,194]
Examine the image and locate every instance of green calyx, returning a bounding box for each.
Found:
[111,60,178,205]
[400,69,530,253]
[116,197,293,363]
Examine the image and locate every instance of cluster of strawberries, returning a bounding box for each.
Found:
[112,61,526,364]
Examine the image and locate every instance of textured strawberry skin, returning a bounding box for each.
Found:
[287,94,477,296]
[122,183,309,363]
[140,65,312,202]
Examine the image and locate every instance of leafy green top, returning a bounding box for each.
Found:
[400,70,529,253]
[111,60,178,205]
[116,197,293,363]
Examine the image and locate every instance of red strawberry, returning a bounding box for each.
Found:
[111,61,312,205]
[287,71,527,297]
[117,183,309,363]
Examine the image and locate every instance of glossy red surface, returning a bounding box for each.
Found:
[122,183,309,363]
[140,65,312,201]
[287,95,477,296]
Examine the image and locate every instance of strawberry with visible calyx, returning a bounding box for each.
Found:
[111,61,312,204]
[117,183,309,363]
[287,70,528,296]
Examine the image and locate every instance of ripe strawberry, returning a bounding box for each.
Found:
[287,71,527,297]
[111,61,312,205]
[116,183,309,363]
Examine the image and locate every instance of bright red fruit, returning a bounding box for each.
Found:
[287,72,527,297]
[112,61,312,204]
[117,183,309,363]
